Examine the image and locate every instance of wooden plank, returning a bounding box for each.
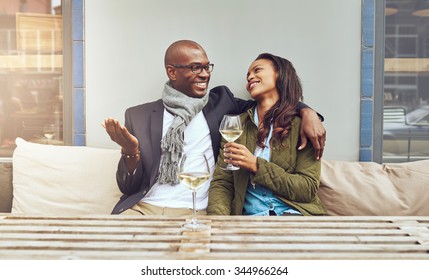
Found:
[0,218,185,227]
[0,233,192,242]
[1,249,429,260]
[210,228,408,236]
[208,243,429,253]
[0,240,180,251]
[0,233,421,245]
[210,221,401,229]
[207,216,429,222]
[2,215,184,221]
[0,225,183,234]
[210,235,419,244]
[1,233,423,246]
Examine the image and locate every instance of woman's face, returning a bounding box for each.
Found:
[246,59,278,101]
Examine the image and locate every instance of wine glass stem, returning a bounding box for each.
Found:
[226,140,233,168]
[191,190,197,225]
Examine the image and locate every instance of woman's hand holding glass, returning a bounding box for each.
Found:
[223,142,258,173]
[219,115,243,170]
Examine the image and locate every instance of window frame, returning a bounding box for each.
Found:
[64,0,85,146]
[63,0,73,146]
[361,0,385,163]
[373,0,386,163]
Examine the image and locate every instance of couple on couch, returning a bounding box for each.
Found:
[102,40,327,217]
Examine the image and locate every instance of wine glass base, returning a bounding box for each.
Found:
[220,164,240,171]
[182,221,210,231]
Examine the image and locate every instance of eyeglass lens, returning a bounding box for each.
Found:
[191,64,213,74]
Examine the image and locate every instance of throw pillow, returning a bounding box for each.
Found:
[12,137,122,215]
[318,159,429,216]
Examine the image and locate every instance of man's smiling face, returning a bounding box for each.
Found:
[168,46,211,98]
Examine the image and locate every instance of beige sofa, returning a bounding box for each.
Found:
[1,138,429,215]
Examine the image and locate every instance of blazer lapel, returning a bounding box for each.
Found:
[149,100,164,185]
[202,105,221,159]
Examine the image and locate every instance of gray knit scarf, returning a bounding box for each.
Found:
[158,82,209,184]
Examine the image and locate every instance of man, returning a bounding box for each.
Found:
[103,40,326,215]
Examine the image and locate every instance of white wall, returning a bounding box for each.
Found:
[85,0,362,161]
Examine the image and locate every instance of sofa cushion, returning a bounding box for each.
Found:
[0,161,13,213]
[12,138,122,215]
[318,159,429,216]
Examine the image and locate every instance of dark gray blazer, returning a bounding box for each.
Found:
[111,85,252,214]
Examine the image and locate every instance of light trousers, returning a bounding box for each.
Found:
[120,201,207,216]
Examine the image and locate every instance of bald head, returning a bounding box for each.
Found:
[164,40,207,66]
[163,40,211,98]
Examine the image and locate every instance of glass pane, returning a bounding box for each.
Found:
[383,0,429,163]
[0,0,63,157]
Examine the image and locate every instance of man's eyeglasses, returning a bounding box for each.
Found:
[171,63,214,74]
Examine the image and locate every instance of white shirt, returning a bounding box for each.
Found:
[141,109,215,210]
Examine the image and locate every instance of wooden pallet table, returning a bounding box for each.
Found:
[1,214,429,260]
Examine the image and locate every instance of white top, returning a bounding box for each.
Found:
[140,109,215,210]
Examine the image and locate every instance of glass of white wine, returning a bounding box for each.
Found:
[43,124,56,143]
[219,115,243,170]
[178,153,211,231]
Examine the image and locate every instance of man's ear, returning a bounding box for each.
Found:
[166,65,177,81]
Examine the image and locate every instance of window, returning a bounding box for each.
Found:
[383,0,429,163]
[0,0,64,158]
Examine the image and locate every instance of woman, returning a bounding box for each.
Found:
[207,53,326,216]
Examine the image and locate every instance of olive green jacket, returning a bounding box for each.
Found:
[207,107,327,216]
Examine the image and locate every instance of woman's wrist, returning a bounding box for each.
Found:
[251,157,258,173]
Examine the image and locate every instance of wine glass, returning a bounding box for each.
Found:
[178,153,211,231]
[219,115,243,170]
[43,124,56,143]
